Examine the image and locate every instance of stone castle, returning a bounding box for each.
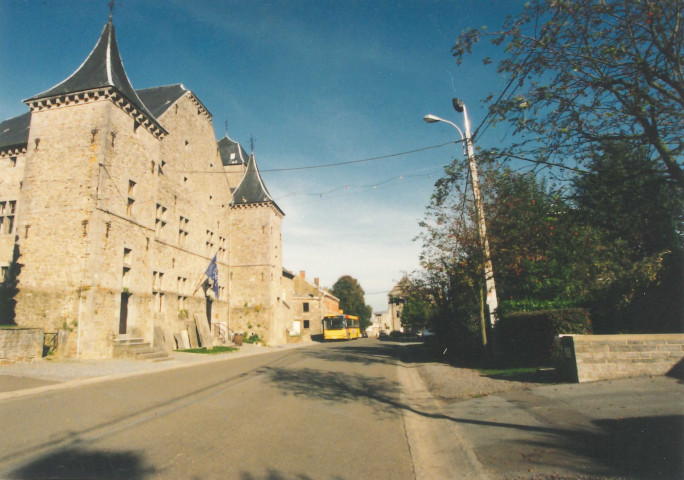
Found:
[0,20,338,358]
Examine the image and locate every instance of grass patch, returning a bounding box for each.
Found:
[178,346,238,355]
[477,366,541,377]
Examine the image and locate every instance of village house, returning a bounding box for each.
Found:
[291,271,340,340]
[0,19,304,358]
[386,276,411,333]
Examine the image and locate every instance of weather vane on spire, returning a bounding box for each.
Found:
[108,0,115,22]
[249,134,256,153]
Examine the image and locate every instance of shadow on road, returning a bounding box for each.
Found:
[7,447,155,479]
[239,469,345,480]
[299,342,400,367]
[514,414,684,480]
[262,366,402,419]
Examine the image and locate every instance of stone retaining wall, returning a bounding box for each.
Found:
[0,328,44,364]
[559,333,684,383]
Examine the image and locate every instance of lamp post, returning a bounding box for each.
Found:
[424,99,499,329]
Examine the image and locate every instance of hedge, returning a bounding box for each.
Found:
[495,308,592,366]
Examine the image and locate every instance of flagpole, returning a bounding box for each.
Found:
[191,272,206,296]
[192,253,218,296]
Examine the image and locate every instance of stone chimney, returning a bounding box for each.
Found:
[299,270,306,280]
[314,278,319,287]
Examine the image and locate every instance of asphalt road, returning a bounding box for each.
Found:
[0,339,414,479]
[1,339,682,480]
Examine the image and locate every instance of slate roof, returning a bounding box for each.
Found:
[232,154,283,215]
[0,112,30,152]
[24,22,164,134]
[136,84,189,119]
[218,135,249,166]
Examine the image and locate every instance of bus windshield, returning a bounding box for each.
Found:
[323,316,346,330]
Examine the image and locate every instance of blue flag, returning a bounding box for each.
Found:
[205,255,219,297]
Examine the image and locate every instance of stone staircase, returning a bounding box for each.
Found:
[112,336,171,362]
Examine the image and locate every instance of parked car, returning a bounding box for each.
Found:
[419,329,434,339]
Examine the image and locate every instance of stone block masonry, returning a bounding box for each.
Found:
[559,334,684,383]
[0,328,44,364]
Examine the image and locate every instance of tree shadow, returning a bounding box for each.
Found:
[6,446,155,479]
[239,469,345,480]
[515,414,684,479]
[261,366,402,419]
[0,244,21,325]
[299,343,401,366]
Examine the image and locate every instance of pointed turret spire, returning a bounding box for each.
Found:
[24,21,164,135]
[232,153,283,215]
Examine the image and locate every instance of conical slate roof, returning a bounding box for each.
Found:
[218,135,249,166]
[232,154,283,215]
[24,22,163,133]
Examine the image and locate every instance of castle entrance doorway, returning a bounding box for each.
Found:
[119,292,130,334]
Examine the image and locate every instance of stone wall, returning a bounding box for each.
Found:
[559,334,684,383]
[0,327,44,364]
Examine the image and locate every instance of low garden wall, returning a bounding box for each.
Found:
[559,333,684,383]
[0,327,44,364]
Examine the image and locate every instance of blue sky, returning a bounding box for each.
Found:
[0,0,524,310]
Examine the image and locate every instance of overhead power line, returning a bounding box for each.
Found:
[260,140,460,172]
[170,140,460,175]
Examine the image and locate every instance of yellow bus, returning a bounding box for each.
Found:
[322,314,361,341]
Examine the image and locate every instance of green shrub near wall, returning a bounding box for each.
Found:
[496,308,592,366]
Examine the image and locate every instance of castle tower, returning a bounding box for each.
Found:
[229,153,286,345]
[13,21,166,357]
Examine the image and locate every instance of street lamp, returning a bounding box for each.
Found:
[424,99,499,329]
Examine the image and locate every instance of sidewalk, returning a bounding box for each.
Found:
[0,342,310,399]
[399,341,684,480]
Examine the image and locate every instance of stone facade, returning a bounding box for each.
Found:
[0,21,296,358]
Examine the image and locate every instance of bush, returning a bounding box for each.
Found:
[496,308,591,366]
[243,333,262,344]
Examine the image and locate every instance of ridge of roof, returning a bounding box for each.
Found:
[231,153,283,215]
[23,22,164,134]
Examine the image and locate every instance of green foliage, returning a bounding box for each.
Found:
[243,333,262,344]
[572,142,683,258]
[496,308,592,366]
[178,346,238,354]
[399,296,433,333]
[330,275,373,330]
[497,298,580,317]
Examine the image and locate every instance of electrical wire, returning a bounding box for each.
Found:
[169,140,460,174]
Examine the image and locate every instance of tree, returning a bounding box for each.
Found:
[453,0,684,187]
[398,295,433,333]
[330,275,373,330]
[571,140,683,332]
[572,140,683,258]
